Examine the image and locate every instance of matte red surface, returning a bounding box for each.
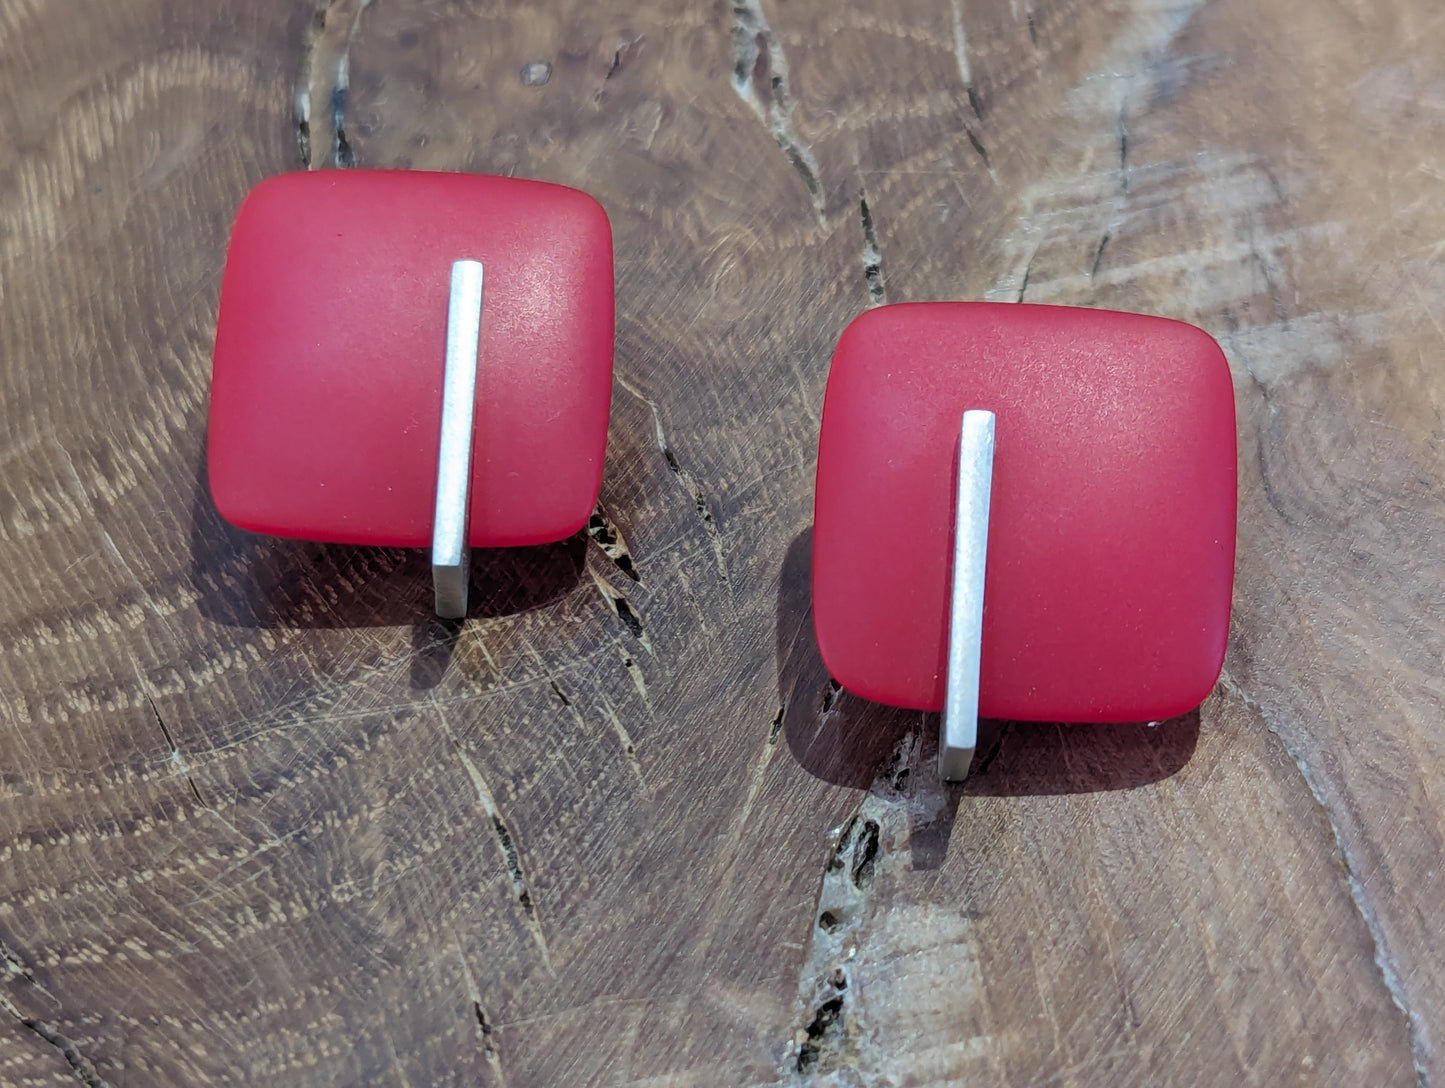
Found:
[812,302,1236,722]
[209,170,614,547]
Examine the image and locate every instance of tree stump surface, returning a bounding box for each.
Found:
[2,0,1443,1085]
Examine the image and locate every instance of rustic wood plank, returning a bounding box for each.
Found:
[0,0,1439,1084]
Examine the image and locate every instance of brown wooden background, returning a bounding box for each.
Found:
[3,0,1444,1084]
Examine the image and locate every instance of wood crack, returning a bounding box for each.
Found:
[1116,102,1130,194]
[0,940,106,1088]
[587,505,640,582]
[949,0,973,90]
[2,1002,110,1088]
[295,0,374,170]
[785,731,924,1079]
[858,192,887,306]
[966,127,991,171]
[733,702,788,834]
[617,376,732,593]
[1090,230,1111,281]
[438,713,555,974]
[1016,245,1038,302]
[147,697,207,808]
[589,569,651,649]
[331,0,374,168]
[1219,673,1430,1086]
[535,643,649,792]
[729,0,825,220]
[293,4,327,167]
[455,940,507,1087]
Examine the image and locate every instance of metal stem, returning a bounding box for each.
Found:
[431,259,484,618]
[940,409,995,781]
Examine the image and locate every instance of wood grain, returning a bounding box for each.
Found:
[1,0,1440,1084]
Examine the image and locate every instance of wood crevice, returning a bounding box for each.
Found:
[1220,673,1430,1083]
[787,732,923,1078]
[729,0,825,219]
[0,941,107,1088]
[858,192,887,306]
[440,719,555,973]
[617,376,731,591]
[4,1006,110,1088]
[295,0,374,170]
[587,506,640,582]
[294,1,329,168]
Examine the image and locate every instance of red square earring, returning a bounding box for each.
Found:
[812,303,1236,780]
[208,170,614,617]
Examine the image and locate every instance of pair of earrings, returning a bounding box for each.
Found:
[208,170,1237,781]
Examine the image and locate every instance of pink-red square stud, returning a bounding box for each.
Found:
[208,170,614,616]
[812,302,1236,779]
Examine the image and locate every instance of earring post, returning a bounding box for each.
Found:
[432,259,485,619]
[940,409,995,781]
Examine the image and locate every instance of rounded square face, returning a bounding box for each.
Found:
[208,170,614,548]
[812,302,1236,723]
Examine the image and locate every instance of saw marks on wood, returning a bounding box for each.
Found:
[0,0,1440,1084]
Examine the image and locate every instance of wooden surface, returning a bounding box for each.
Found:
[2,0,1444,1084]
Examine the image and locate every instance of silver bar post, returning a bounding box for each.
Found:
[431,259,485,619]
[940,409,995,781]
